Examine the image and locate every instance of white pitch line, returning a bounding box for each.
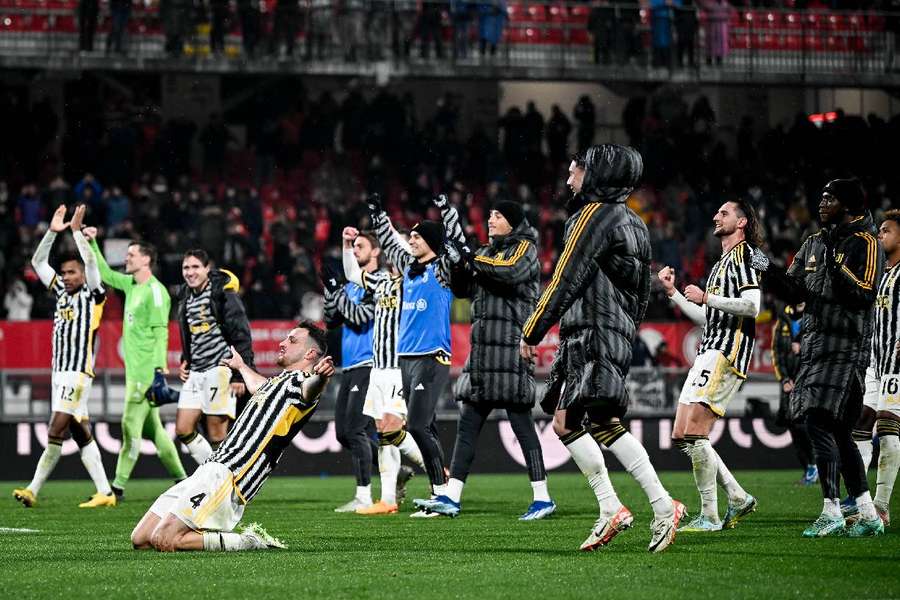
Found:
[0,527,41,534]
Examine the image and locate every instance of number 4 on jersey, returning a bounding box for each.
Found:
[189,493,206,509]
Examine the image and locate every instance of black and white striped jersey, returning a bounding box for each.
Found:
[210,370,319,502]
[698,241,761,377]
[51,277,106,376]
[873,262,900,377]
[361,270,402,370]
[185,285,230,371]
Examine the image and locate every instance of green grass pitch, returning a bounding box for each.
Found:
[1,471,898,599]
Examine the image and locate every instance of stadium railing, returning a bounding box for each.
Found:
[0,1,895,80]
[0,366,779,423]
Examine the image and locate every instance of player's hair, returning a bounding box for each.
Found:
[883,209,900,228]
[731,199,764,248]
[129,240,158,268]
[298,319,328,356]
[183,248,210,266]
[57,253,84,271]
[572,152,586,169]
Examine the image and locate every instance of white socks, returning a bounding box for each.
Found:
[28,440,62,495]
[715,451,748,505]
[397,434,426,471]
[856,438,874,473]
[378,445,401,505]
[184,433,214,466]
[445,478,464,503]
[566,434,622,517]
[688,439,719,522]
[203,531,255,551]
[823,497,842,518]
[356,485,372,505]
[875,434,900,508]
[80,440,112,495]
[531,479,551,502]
[606,432,673,519]
[856,491,878,521]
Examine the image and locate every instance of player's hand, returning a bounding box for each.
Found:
[82,226,98,241]
[791,342,801,355]
[313,355,336,377]
[220,345,246,371]
[366,193,383,216]
[432,193,449,209]
[49,204,70,233]
[70,204,86,231]
[520,339,536,361]
[342,226,359,246]
[657,266,676,297]
[321,264,344,294]
[179,360,190,382]
[683,284,705,305]
[782,379,795,393]
[230,382,246,397]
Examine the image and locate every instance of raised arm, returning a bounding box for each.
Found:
[86,230,133,291]
[70,206,102,292]
[368,194,413,271]
[522,203,606,345]
[343,247,364,287]
[334,286,375,326]
[436,195,466,245]
[761,239,809,304]
[31,204,69,288]
[31,229,59,289]
[221,344,267,394]
[299,355,336,405]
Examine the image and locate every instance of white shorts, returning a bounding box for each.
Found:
[863,366,879,412]
[149,462,244,532]
[179,365,236,418]
[51,371,92,423]
[864,368,900,417]
[677,350,744,417]
[363,368,406,419]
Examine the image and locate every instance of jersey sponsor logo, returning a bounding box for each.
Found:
[415,299,428,312]
[414,383,425,390]
[350,385,360,392]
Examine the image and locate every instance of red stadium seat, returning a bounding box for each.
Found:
[548,4,566,22]
[783,34,802,51]
[507,3,526,22]
[825,14,843,31]
[826,34,847,52]
[504,27,529,43]
[804,34,823,51]
[848,35,868,52]
[526,4,546,22]
[567,4,588,24]
[730,32,751,49]
[784,12,801,29]
[541,27,563,44]
[866,15,885,31]
[847,14,863,30]
[568,28,590,45]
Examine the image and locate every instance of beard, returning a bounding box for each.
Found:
[713,225,735,238]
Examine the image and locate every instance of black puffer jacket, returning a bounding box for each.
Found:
[451,220,540,407]
[176,268,255,383]
[522,144,650,415]
[764,213,883,420]
[771,305,802,384]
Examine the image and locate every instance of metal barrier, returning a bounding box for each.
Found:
[0,366,780,422]
[0,2,896,80]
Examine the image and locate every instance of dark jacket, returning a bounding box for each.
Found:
[522,145,648,417]
[177,268,255,383]
[771,305,802,384]
[764,213,883,420]
[450,220,540,407]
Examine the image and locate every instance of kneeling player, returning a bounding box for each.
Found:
[130,321,334,551]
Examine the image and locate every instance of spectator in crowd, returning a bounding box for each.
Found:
[79,0,99,52]
[650,0,677,69]
[238,0,261,58]
[209,0,230,56]
[420,0,446,59]
[573,94,595,154]
[200,113,233,178]
[674,0,698,68]
[699,0,732,66]
[478,0,506,58]
[305,0,333,60]
[106,0,132,55]
[162,0,192,58]
[271,0,301,58]
[367,0,391,60]
[452,0,474,59]
[392,0,419,59]
[17,184,43,229]
[588,0,615,65]
[341,0,367,62]
[546,105,572,167]
[3,279,33,321]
